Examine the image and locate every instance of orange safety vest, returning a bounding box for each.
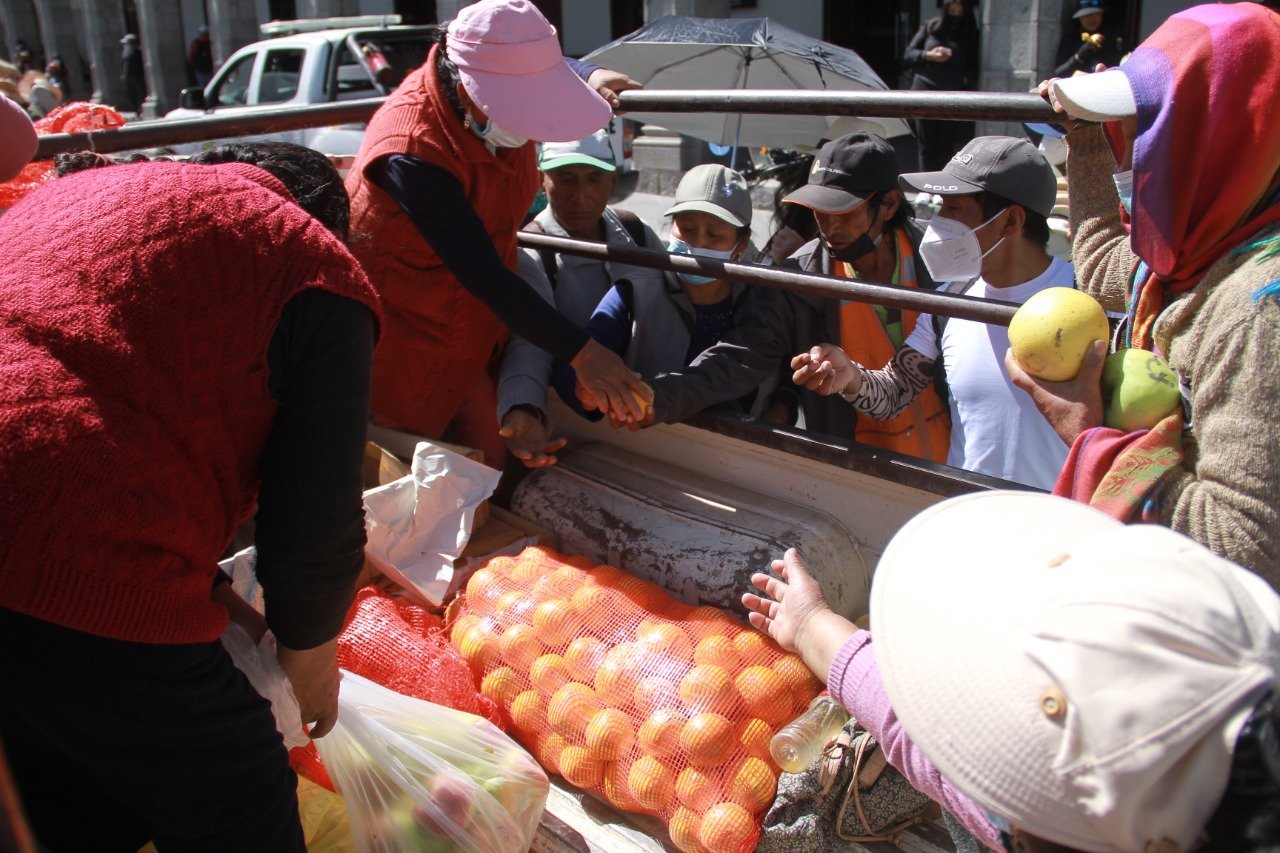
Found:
[837,228,951,463]
[346,44,539,438]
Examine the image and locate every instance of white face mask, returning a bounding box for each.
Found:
[466,110,529,150]
[668,238,736,285]
[917,210,1007,282]
[1113,169,1134,216]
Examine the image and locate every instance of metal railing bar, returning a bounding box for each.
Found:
[516,232,1019,326]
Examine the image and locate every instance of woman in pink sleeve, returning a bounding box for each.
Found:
[0,95,37,182]
[743,490,1280,852]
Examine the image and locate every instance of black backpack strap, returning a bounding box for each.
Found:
[612,207,648,247]
[521,219,559,290]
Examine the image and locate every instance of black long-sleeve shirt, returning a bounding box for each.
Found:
[903,19,980,91]
[367,154,589,361]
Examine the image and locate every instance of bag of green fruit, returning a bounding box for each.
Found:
[313,671,550,852]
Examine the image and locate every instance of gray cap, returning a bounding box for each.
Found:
[898,136,1057,218]
[664,164,752,229]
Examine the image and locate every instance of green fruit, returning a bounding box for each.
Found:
[1101,349,1181,431]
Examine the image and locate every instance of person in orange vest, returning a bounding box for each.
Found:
[793,136,1073,489]
[346,0,650,465]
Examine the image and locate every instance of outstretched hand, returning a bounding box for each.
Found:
[742,548,831,653]
[500,406,566,468]
[572,338,654,422]
[1004,339,1107,446]
[586,67,644,111]
[791,344,859,397]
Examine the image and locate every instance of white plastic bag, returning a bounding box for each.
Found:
[363,441,501,606]
[314,671,549,853]
[220,621,308,749]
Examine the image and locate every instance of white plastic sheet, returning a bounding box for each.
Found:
[362,441,501,607]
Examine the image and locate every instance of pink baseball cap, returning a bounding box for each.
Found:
[446,0,611,143]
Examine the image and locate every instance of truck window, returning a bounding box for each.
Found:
[258,48,305,104]
[210,53,257,108]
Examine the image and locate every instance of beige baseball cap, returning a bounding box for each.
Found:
[664,164,752,229]
[871,491,1280,851]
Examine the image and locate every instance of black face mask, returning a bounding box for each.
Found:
[828,199,883,263]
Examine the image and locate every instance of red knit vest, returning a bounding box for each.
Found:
[346,44,539,437]
[0,162,382,644]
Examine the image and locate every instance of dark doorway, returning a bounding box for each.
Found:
[529,0,563,47]
[824,0,919,90]
[267,0,296,22]
[394,0,438,25]
[611,0,645,40]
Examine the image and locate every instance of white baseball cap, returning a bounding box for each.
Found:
[1051,69,1136,122]
[871,491,1280,852]
[539,129,616,172]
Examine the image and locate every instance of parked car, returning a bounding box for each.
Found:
[163,16,434,155]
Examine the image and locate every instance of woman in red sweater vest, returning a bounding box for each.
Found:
[347,0,652,464]
[0,143,381,851]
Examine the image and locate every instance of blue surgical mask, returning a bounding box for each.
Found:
[667,238,734,285]
[1113,169,1134,216]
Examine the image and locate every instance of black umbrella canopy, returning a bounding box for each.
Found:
[586,15,913,148]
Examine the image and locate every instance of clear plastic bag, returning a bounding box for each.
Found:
[220,621,308,749]
[313,671,549,852]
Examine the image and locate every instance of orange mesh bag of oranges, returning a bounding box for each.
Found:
[449,545,824,853]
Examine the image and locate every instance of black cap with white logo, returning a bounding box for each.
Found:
[898,136,1057,218]
[783,132,900,215]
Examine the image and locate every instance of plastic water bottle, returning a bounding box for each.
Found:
[769,693,850,773]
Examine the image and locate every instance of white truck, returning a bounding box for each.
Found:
[162,14,635,169]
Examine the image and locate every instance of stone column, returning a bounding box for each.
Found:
[78,0,129,108]
[134,0,187,117]
[207,0,260,68]
[976,0,1062,137]
[644,0,728,21]
[298,0,360,17]
[33,0,90,95]
[0,0,41,65]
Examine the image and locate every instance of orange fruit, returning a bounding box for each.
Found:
[492,589,532,625]
[678,664,737,714]
[565,555,597,571]
[531,570,579,601]
[585,708,635,761]
[594,645,644,707]
[773,655,823,705]
[559,745,605,789]
[564,636,607,682]
[532,599,578,647]
[510,690,548,734]
[548,683,602,740]
[699,802,757,853]
[669,806,708,853]
[535,732,568,769]
[675,765,719,813]
[483,555,516,577]
[680,713,736,767]
[570,583,613,616]
[736,717,775,765]
[499,624,545,672]
[480,666,522,706]
[694,634,739,671]
[464,566,499,601]
[632,676,678,717]
[725,757,777,813]
[732,630,772,663]
[734,665,791,725]
[685,606,739,642]
[602,759,640,811]
[455,622,500,674]
[635,621,694,664]
[530,654,572,697]
[449,612,481,642]
[627,755,674,812]
[636,707,685,759]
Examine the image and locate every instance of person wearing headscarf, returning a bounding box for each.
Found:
[1011,3,1280,589]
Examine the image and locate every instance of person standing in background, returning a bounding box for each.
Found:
[120,34,145,116]
[903,0,980,171]
[187,26,214,89]
[1054,0,1125,78]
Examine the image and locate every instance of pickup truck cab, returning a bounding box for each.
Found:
[163,17,433,155]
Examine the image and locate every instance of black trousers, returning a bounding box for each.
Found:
[914,118,977,172]
[0,607,305,853]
